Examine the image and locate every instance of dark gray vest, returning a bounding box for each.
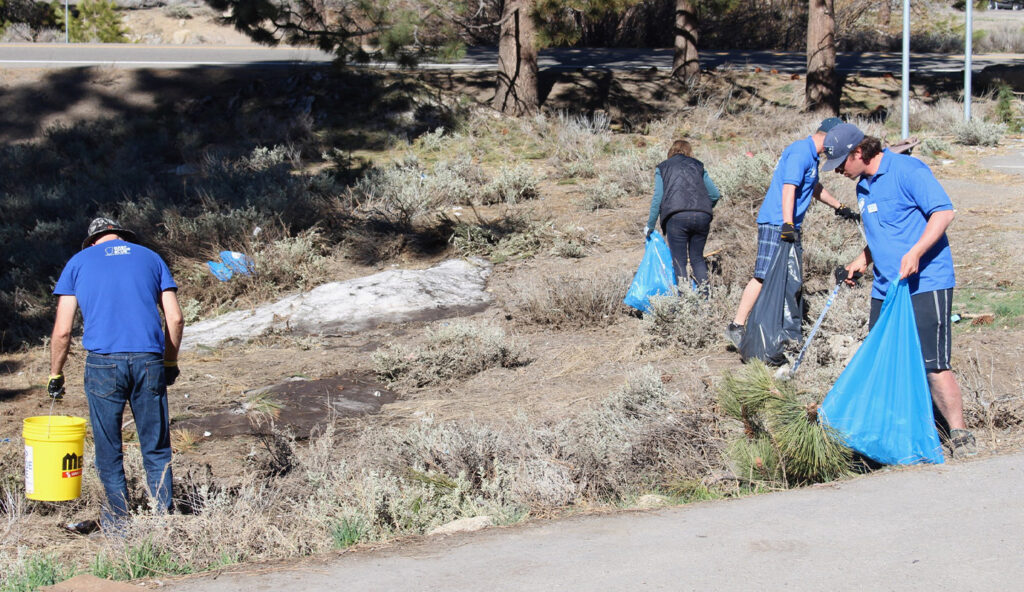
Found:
[657,154,712,227]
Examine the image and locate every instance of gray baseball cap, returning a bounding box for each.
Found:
[822,123,866,172]
[82,217,136,250]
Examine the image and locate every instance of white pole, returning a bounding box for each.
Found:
[64,0,69,43]
[965,0,973,121]
[901,0,910,140]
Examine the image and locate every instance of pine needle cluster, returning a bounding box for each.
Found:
[718,361,852,486]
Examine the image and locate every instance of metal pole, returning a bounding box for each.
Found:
[64,0,69,43]
[965,0,973,121]
[901,0,910,140]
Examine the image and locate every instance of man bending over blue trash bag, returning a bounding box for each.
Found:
[824,123,976,459]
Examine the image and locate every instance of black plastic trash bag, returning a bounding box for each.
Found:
[739,240,803,365]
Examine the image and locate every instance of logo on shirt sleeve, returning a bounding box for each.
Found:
[105,246,132,256]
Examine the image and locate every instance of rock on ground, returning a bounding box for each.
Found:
[181,258,492,351]
[428,516,494,536]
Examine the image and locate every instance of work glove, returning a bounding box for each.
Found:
[834,266,863,286]
[835,206,860,222]
[47,374,65,400]
[164,360,180,386]
[643,225,652,239]
[780,222,798,242]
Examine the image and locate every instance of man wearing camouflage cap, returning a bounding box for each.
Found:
[48,217,185,530]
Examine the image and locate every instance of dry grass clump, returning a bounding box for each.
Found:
[373,321,530,386]
[548,111,613,179]
[719,361,852,486]
[561,366,726,497]
[508,269,632,328]
[0,368,725,577]
[448,212,578,263]
[639,289,739,353]
[974,23,1024,53]
[604,144,663,197]
[957,352,1024,432]
[952,119,1005,147]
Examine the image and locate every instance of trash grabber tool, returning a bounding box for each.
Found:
[787,266,861,378]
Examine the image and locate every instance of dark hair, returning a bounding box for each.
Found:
[667,139,693,159]
[857,136,883,161]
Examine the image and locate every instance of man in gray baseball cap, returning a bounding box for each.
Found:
[829,123,975,459]
[821,123,866,172]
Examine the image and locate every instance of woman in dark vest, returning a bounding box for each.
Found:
[645,139,721,293]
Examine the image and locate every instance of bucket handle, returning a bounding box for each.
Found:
[47,395,58,439]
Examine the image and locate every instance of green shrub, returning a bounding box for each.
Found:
[62,0,127,43]
[718,361,852,486]
[0,553,74,592]
[995,84,1023,133]
[482,165,541,205]
[91,540,192,581]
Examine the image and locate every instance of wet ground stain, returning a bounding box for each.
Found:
[173,373,397,438]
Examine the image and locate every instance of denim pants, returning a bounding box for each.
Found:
[664,211,713,289]
[85,352,173,527]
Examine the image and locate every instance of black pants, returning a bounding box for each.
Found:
[664,211,712,289]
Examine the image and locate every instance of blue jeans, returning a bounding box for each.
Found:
[85,352,173,527]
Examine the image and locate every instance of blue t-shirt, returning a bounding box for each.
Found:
[53,240,177,354]
[857,149,956,299]
[756,136,820,228]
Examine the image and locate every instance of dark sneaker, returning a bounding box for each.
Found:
[725,323,744,349]
[949,429,977,459]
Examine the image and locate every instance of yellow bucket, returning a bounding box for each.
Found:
[22,416,88,502]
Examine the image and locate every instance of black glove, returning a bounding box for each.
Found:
[835,206,860,222]
[47,374,65,400]
[834,266,864,285]
[164,361,180,386]
[780,222,798,242]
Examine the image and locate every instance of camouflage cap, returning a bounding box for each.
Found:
[82,217,137,250]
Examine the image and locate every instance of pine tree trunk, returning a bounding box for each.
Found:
[672,0,700,81]
[806,0,839,115]
[493,0,539,116]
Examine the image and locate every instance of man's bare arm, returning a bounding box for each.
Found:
[160,290,184,362]
[50,295,78,376]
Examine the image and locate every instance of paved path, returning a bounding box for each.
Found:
[1,43,1020,73]
[166,451,1024,591]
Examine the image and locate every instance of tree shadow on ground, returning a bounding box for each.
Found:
[0,65,467,351]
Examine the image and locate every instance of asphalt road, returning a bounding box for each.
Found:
[0,43,1021,73]
[164,451,1024,592]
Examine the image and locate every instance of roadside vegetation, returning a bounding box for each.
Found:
[2,32,1024,589]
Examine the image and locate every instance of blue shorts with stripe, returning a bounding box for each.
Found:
[753,223,801,279]
[870,288,954,371]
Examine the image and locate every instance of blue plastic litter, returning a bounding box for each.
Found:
[207,261,233,282]
[219,251,255,276]
[624,232,677,313]
[820,280,944,465]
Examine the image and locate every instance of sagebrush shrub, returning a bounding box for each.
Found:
[509,270,631,328]
[373,321,530,386]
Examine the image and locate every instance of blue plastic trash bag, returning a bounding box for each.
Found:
[219,251,255,276]
[624,232,677,313]
[739,240,803,365]
[207,261,233,281]
[820,280,944,465]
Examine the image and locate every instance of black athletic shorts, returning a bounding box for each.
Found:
[869,288,953,372]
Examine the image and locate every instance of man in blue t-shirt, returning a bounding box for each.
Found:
[824,123,976,459]
[48,217,185,530]
[726,117,858,347]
